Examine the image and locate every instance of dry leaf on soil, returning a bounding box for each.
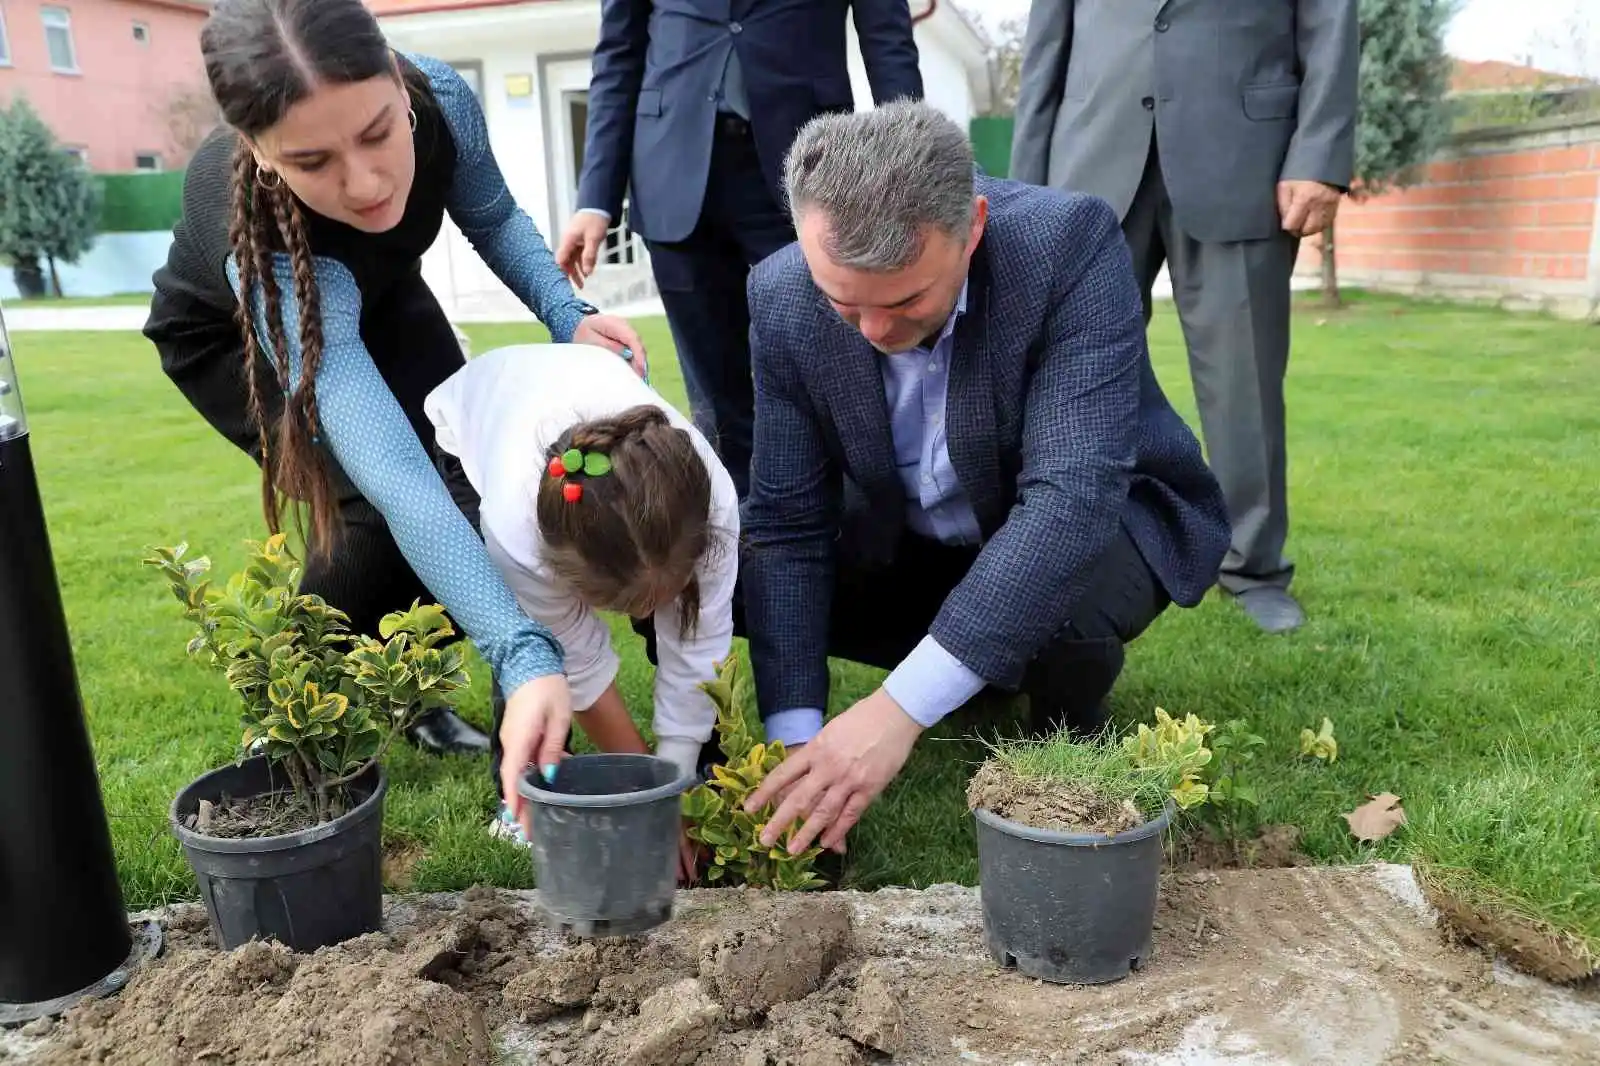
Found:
[1345,792,1407,842]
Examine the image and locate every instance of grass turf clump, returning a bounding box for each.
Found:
[967,727,1196,838]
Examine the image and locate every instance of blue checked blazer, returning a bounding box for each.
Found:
[739,175,1232,716]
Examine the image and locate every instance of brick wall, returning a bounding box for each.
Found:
[1297,115,1600,321]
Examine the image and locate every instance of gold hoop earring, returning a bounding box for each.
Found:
[256,165,282,190]
[408,107,418,132]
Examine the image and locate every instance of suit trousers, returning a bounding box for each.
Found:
[635,522,1169,759]
[824,524,1170,737]
[1124,140,1299,593]
[644,114,798,500]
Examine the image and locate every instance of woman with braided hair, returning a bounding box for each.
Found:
[144,0,649,766]
[426,343,739,883]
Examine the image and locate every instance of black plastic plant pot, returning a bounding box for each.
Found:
[169,754,386,953]
[974,799,1176,985]
[517,753,695,938]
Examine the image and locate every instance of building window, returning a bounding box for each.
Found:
[42,6,76,73]
[134,152,162,172]
[0,7,12,67]
[132,22,150,45]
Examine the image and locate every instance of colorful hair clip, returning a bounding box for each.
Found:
[547,446,613,503]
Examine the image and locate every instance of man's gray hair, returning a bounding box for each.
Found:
[783,99,976,272]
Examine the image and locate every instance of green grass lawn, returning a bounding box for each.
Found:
[8,291,1598,962]
[3,292,154,308]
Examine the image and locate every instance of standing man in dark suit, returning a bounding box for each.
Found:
[1010,1,1360,633]
[735,102,1231,857]
[556,0,925,498]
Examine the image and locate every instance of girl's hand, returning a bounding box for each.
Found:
[573,313,649,381]
[499,674,574,838]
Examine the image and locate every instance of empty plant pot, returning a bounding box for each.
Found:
[170,755,386,953]
[517,753,695,937]
[974,799,1175,985]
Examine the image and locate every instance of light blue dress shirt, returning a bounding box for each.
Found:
[765,281,989,747]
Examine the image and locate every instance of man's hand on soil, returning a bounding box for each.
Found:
[744,689,924,856]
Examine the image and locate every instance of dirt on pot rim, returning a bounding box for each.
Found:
[965,757,1147,835]
[9,865,1600,1066]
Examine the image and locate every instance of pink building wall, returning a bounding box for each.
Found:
[0,0,213,172]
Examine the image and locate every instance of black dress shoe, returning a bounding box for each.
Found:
[406,707,492,756]
[1230,586,1305,634]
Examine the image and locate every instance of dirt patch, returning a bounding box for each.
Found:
[382,837,428,891]
[965,759,1144,835]
[1416,865,1598,985]
[20,868,1600,1066]
[1172,822,1310,871]
[185,789,323,839]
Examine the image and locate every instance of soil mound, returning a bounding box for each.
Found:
[12,868,1600,1066]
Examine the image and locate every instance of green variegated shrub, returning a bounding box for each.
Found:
[144,534,470,824]
[680,654,826,891]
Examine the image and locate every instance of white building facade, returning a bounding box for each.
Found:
[372,0,991,321]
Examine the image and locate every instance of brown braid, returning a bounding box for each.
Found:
[225,135,342,559]
[534,404,718,637]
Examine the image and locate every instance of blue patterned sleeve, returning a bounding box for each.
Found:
[412,53,589,343]
[226,253,565,694]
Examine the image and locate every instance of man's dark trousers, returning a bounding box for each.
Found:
[646,114,797,499]
[638,523,1171,756]
[823,525,1171,738]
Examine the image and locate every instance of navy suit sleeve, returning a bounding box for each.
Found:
[577,0,653,218]
[850,0,924,104]
[928,198,1146,689]
[738,302,843,721]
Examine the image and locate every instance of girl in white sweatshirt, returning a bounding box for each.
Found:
[424,342,738,875]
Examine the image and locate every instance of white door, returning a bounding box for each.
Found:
[542,57,645,270]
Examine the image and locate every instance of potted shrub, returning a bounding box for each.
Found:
[967,709,1212,985]
[143,534,470,952]
[679,654,827,891]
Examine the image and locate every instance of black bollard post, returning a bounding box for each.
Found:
[0,305,160,1027]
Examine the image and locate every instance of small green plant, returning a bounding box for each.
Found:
[144,534,471,825]
[1299,716,1338,763]
[679,654,826,890]
[1124,707,1267,846]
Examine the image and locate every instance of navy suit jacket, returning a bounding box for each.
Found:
[577,0,924,244]
[740,176,1232,716]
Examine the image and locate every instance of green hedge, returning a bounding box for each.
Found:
[96,171,185,233]
[970,116,1014,179]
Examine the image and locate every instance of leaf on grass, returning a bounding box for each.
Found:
[1344,792,1406,842]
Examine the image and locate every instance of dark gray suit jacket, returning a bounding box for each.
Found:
[578,0,924,244]
[1010,0,1359,243]
[739,176,1231,716]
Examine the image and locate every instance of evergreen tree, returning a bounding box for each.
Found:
[0,96,100,298]
[1322,0,1457,305]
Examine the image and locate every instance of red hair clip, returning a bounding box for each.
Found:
[548,447,611,504]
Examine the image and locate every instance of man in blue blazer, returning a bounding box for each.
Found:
[555,1,924,498]
[737,102,1231,858]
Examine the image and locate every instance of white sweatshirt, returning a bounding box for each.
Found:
[423,343,738,778]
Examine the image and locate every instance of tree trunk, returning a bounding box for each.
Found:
[1319,222,1341,309]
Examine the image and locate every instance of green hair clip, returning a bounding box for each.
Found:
[547,447,612,502]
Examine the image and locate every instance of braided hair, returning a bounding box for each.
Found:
[536,405,716,636]
[204,0,427,559]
